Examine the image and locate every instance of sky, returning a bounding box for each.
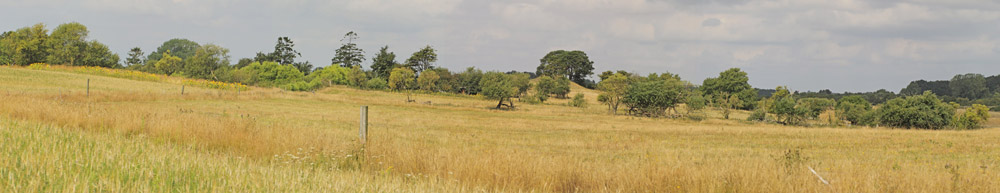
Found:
[2,0,999,92]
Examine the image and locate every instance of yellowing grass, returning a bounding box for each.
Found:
[0,119,473,192]
[1,66,999,192]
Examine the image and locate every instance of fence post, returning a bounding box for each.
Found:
[181,85,185,95]
[86,79,90,97]
[360,106,368,144]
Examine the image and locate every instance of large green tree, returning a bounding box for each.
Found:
[154,51,183,75]
[240,61,304,87]
[0,23,49,65]
[388,67,416,91]
[125,47,145,67]
[44,22,89,66]
[597,73,630,114]
[701,68,756,109]
[536,50,595,85]
[77,41,120,68]
[622,75,687,117]
[405,45,437,74]
[147,38,200,65]
[876,91,955,129]
[272,37,301,65]
[332,32,365,68]
[836,95,873,125]
[480,72,518,109]
[370,46,397,78]
[950,73,988,99]
[183,44,230,79]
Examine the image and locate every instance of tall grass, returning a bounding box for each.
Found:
[1,66,998,192]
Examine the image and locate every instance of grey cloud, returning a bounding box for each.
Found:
[701,18,721,27]
[1,0,998,92]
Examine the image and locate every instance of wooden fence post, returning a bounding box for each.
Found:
[181,85,185,95]
[360,106,368,144]
[86,79,90,97]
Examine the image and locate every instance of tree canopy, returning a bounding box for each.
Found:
[405,45,437,74]
[536,50,595,85]
[332,32,364,68]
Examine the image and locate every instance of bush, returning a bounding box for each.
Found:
[797,98,835,119]
[364,77,388,90]
[306,65,351,86]
[622,79,685,117]
[568,93,586,107]
[281,80,322,91]
[875,91,955,129]
[953,104,990,130]
[241,61,304,87]
[770,97,807,125]
[747,109,767,122]
[836,95,872,125]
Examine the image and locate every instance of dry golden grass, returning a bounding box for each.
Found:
[1,66,999,192]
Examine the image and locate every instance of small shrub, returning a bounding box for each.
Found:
[281,80,322,92]
[365,77,388,90]
[747,109,766,122]
[568,93,586,107]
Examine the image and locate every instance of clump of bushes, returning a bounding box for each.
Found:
[568,93,586,107]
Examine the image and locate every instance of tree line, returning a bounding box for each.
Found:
[2,22,993,130]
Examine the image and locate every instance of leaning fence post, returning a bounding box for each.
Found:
[86,79,90,97]
[181,85,185,95]
[360,106,368,144]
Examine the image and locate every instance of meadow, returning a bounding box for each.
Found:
[1,66,998,192]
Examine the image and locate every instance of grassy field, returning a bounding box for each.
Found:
[1,66,998,192]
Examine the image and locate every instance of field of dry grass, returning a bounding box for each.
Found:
[1,66,998,192]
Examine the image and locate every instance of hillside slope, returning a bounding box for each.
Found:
[1,66,999,192]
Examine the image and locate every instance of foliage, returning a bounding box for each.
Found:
[280,80,323,91]
[332,32,365,68]
[536,50,595,85]
[0,23,49,65]
[292,61,314,75]
[747,109,767,122]
[44,22,89,66]
[769,97,807,125]
[836,95,873,125]
[455,67,483,95]
[550,77,572,98]
[685,93,707,114]
[147,38,200,64]
[364,77,388,90]
[952,104,990,130]
[417,70,440,91]
[370,46,397,78]
[701,68,755,110]
[182,79,249,91]
[240,61,304,87]
[182,44,230,80]
[272,37,301,65]
[388,67,416,91]
[622,78,686,117]
[405,45,437,74]
[875,91,955,130]
[949,73,988,99]
[568,93,587,107]
[126,47,145,67]
[479,72,518,109]
[900,80,950,96]
[598,73,630,114]
[305,65,351,86]
[346,65,367,87]
[509,73,532,98]
[797,98,836,119]
[153,52,183,75]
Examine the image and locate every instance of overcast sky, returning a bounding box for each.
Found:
[2,0,999,92]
